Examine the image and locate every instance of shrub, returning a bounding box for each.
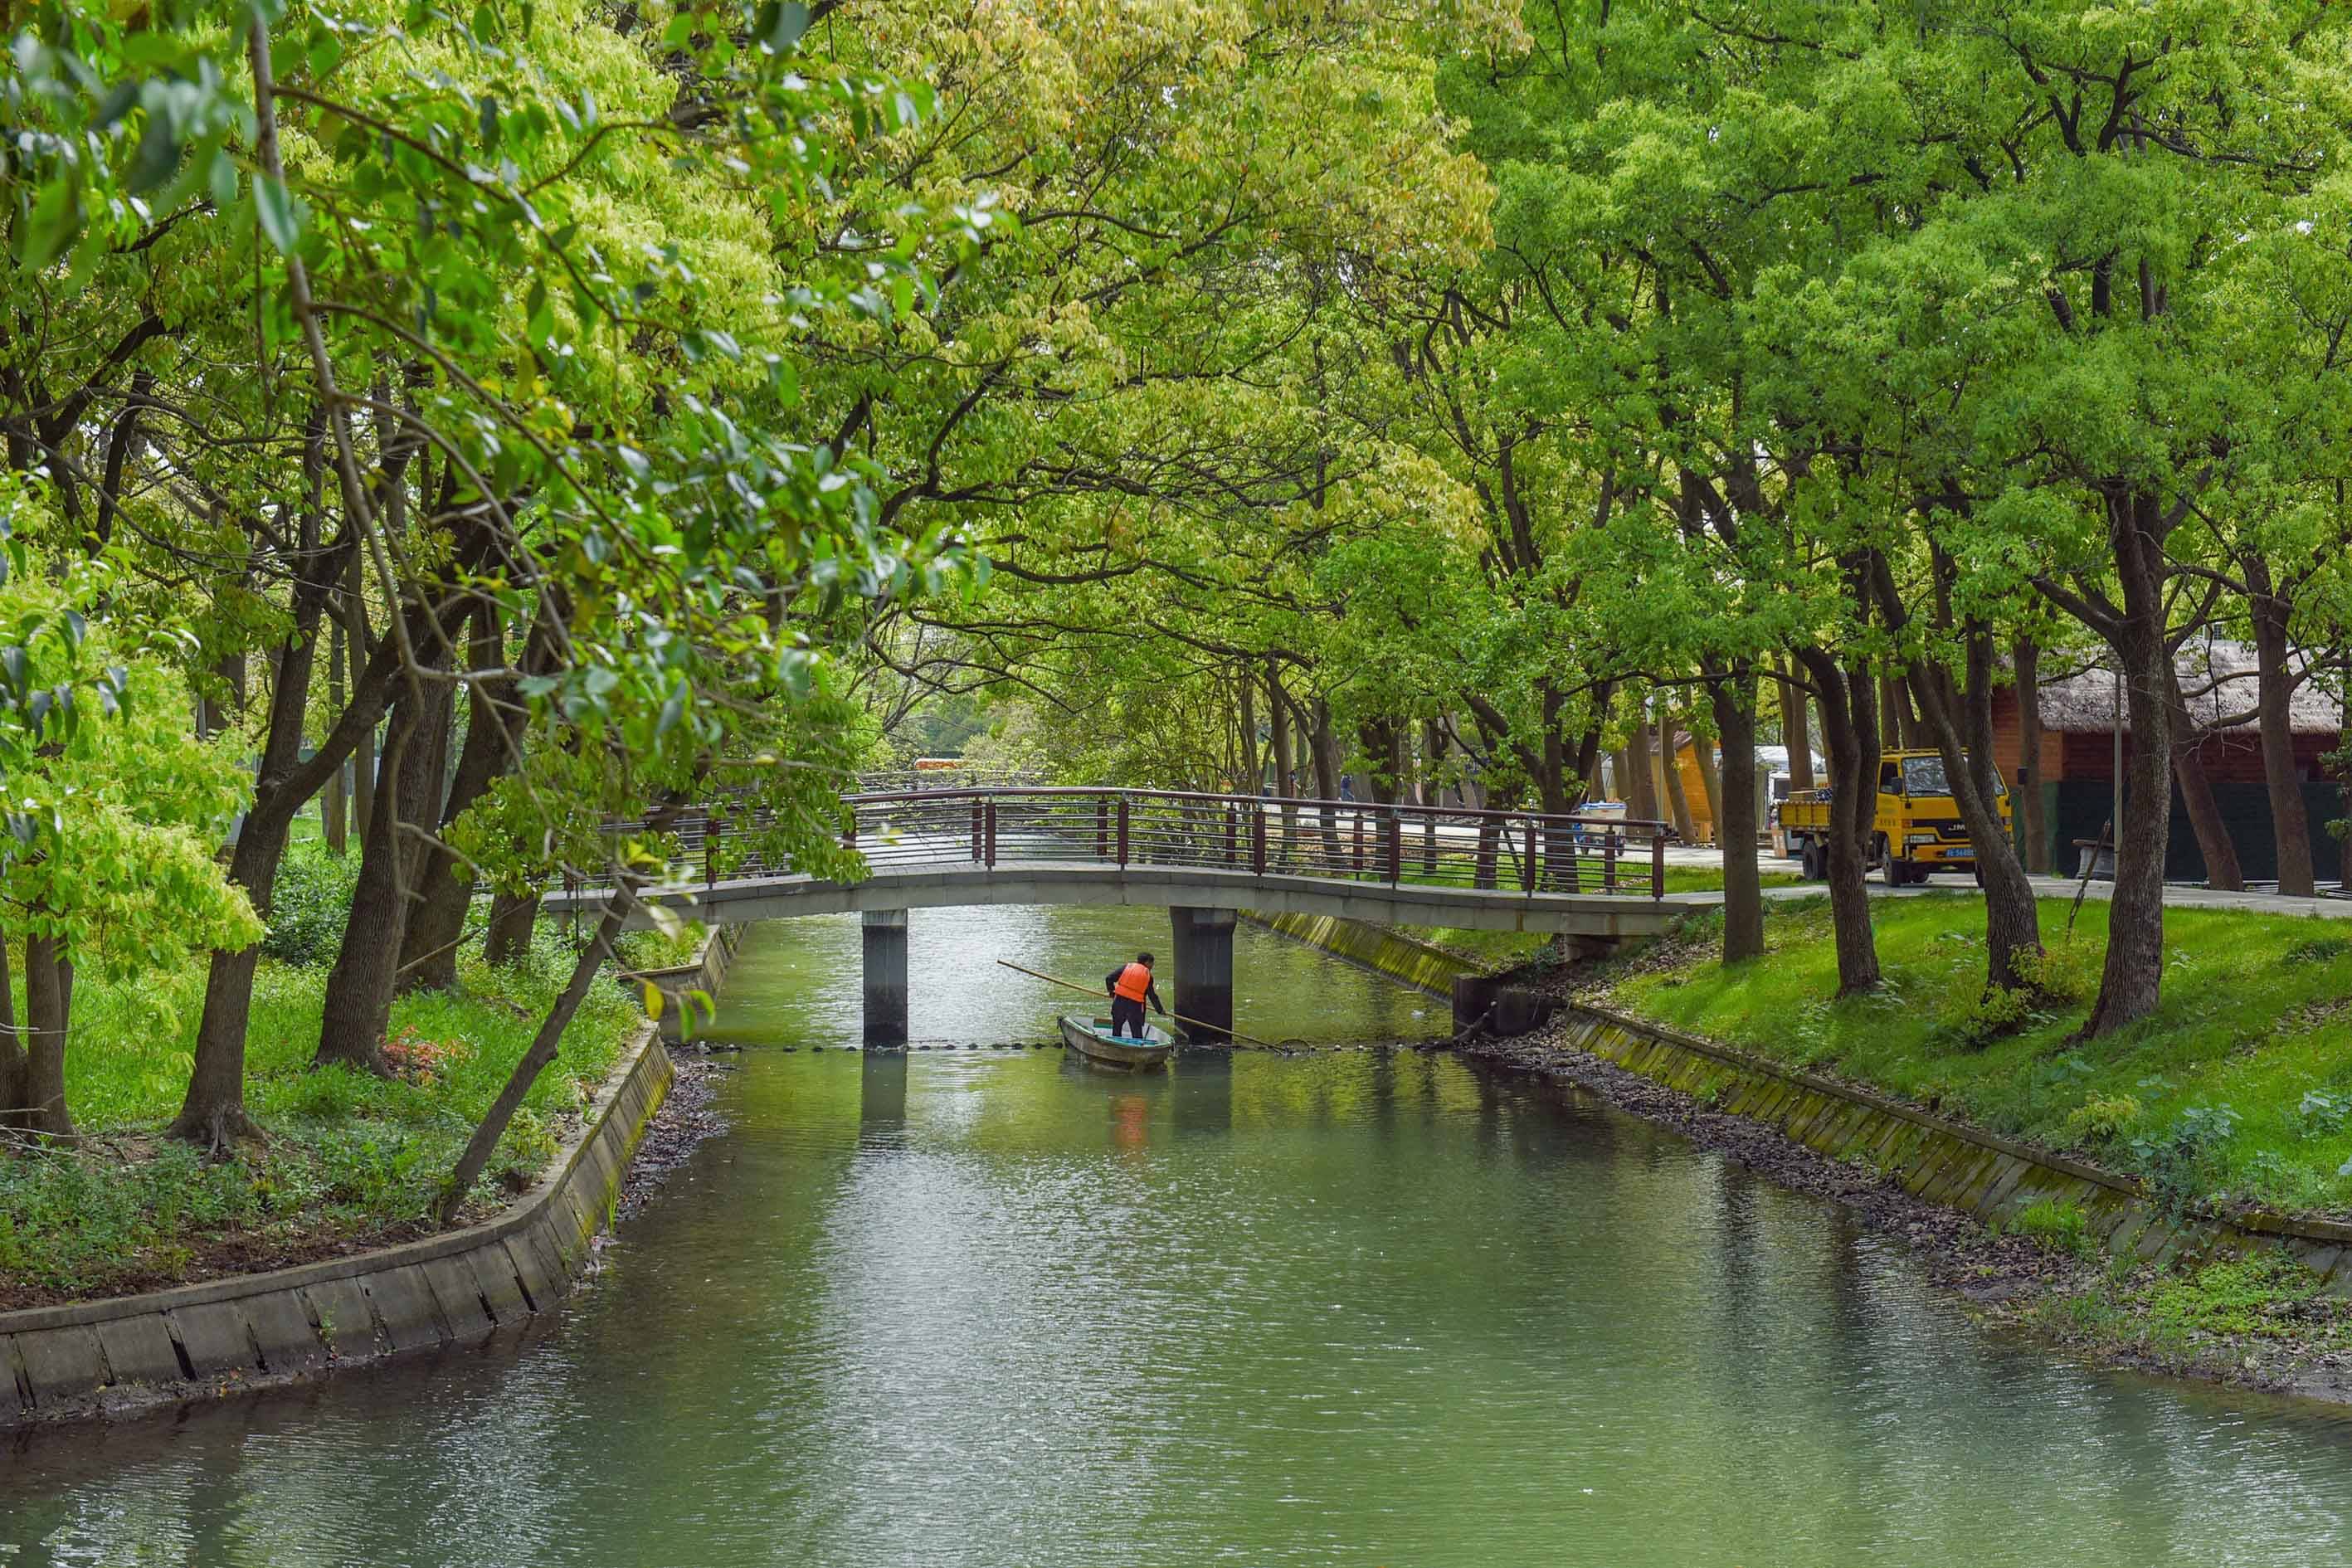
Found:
[2301,1089,2352,1133]
[613,922,707,971]
[261,840,361,967]
[2012,939,2101,1005]
[494,1107,560,1192]
[2128,1103,2241,1218]
[2010,1198,2095,1259]
[2145,1253,2314,1342]
[2064,1094,2141,1144]
[1940,976,2043,1047]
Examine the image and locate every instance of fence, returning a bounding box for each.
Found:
[587,789,1673,900]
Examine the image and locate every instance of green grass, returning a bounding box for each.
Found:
[0,932,642,1302]
[1395,924,1554,968]
[1605,894,2352,1218]
[613,921,709,971]
[1661,866,1805,894]
[1386,868,1801,970]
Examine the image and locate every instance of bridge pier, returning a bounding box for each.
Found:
[1168,905,1235,1042]
[862,908,908,1047]
[1172,1049,1233,1134]
[859,1049,908,1142]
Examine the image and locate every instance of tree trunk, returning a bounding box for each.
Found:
[1419,718,1445,871]
[314,671,450,1073]
[1267,660,1296,865]
[1780,657,1814,790]
[198,651,246,741]
[2342,669,2352,892]
[1795,645,1882,995]
[1624,718,1659,822]
[0,936,22,1131]
[2077,504,2174,1039]
[1709,672,1764,962]
[171,547,402,1145]
[1865,553,2043,994]
[346,545,376,843]
[483,890,539,968]
[1309,698,1344,864]
[2249,563,2315,897]
[2014,635,2048,873]
[397,608,523,994]
[1689,712,1723,845]
[435,794,685,1223]
[1906,642,2043,992]
[1571,712,1606,812]
[353,721,376,840]
[22,934,74,1141]
[324,619,348,855]
[1359,718,1403,805]
[2167,665,2242,891]
[1236,670,1259,794]
[1658,725,1697,842]
[436,896,627,1224]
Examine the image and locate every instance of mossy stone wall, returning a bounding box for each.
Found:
[1242,910,1484,996]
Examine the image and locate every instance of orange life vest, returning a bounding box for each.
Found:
[1113,962,1152,1001]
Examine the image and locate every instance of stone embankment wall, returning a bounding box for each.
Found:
[621,924,744,1041]
[1556,1005,2352,1288]
[1251,907,2352,1290]
[2,1022,675,1430]
[1241,910,1483,996]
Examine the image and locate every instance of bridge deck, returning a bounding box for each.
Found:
[548,788,1687,940]
[548,859,1693,938]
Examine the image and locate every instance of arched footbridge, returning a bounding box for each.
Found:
[547,787,1686,1042]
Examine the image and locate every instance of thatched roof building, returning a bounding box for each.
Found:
[2028,640,2340,736]
[1987,640,2345,884]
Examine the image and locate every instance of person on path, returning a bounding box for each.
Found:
[1105,952,1166,1040]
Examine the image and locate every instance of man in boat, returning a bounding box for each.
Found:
[1105,952,1166,1040]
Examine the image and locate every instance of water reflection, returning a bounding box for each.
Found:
[7,905,2352,1567]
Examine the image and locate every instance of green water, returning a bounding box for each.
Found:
[8,906,2352,1566]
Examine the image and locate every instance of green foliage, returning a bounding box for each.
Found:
[2011,942,2103,1007]
[2064,1096,2143,1146]
[2301,1091,2352,1135]
[259,840,360,967]
[0,519,259,973]
[2143,1254,2323,1345]
[0,935,639,1300]
[612,923,709,972]
[2129,1106,2243,1220]
[1937,976,2047,1049]
[2009,1199,2095,1260]
[1612,896,2352,1217]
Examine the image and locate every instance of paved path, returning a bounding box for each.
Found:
[1664,844,2352,921]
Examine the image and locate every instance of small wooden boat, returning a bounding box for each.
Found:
[1059,1014,1176,1070]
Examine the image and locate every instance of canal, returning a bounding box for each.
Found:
[7,906,2352,1564]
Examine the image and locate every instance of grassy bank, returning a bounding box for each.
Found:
[0,932,643,1307]
[1605,894,2352,1219]
[1571,892,2352,1392]
[1392,867,1799,970]
[1659,865,1805,894]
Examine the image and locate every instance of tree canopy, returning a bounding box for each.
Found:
[8,0,2352,1172]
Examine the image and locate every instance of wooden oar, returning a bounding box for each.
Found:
[994,959,1280,1049]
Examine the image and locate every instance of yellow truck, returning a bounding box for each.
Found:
[1777,749,2012,885]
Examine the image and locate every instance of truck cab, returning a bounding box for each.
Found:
[1779,750,2012,885]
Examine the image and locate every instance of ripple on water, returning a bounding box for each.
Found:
[8,905,2352,1566]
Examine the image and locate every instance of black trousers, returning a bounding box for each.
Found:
[1110,996,1147,1037]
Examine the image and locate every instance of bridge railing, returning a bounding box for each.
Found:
[606,788,1673,899]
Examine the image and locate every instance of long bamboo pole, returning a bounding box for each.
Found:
[994,960,1277,1049]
